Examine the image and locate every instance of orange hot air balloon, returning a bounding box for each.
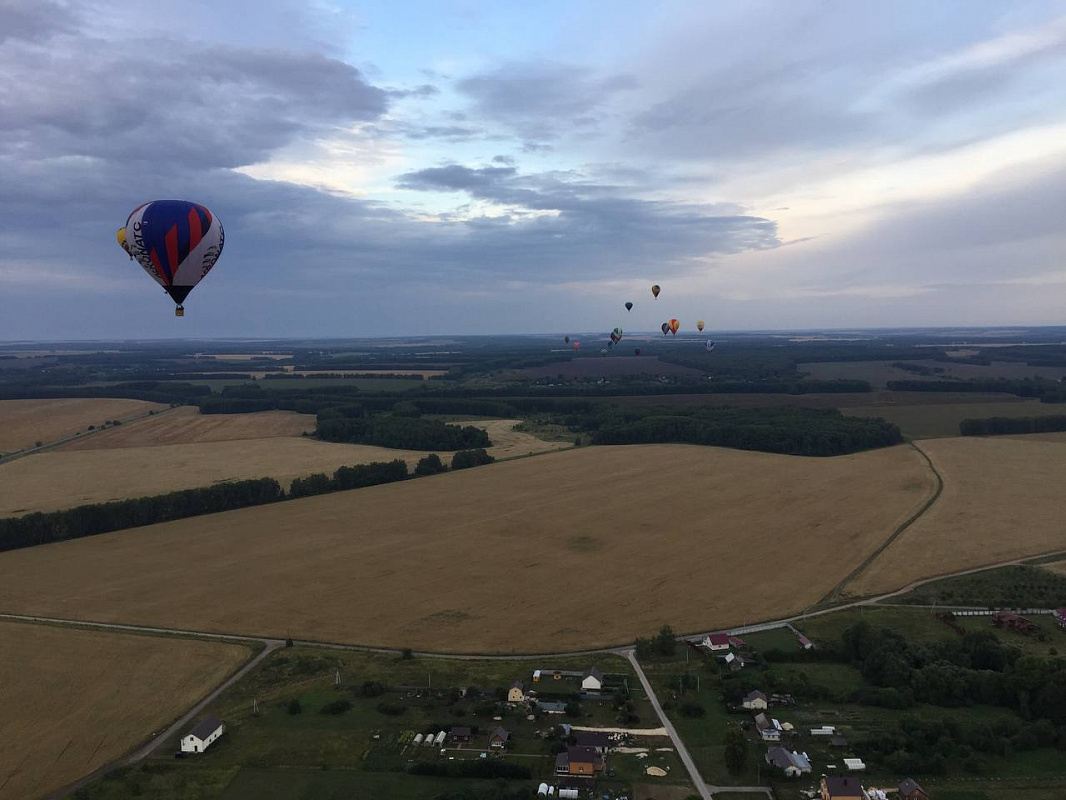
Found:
[697,320,704,332]
[669,318,680,335]
[572,340,581,350]
[651,284,660,298]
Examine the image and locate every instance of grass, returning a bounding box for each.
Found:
[850,436,1066,598]
[840,399,1066,439]
[0,398,164,453]
[891,565,1066,609]
[738,627,800,653]
[78,646,675,799]
[0,620,251,800]
[0,443,934,652]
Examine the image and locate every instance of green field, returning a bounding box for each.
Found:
[892,565,1066,609]
[840,399,1066,439]
[78,647,684,799]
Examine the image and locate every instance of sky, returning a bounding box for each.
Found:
[2,0,1065,340]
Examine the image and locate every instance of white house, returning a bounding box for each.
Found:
[754,713,781,742]
[581,666,603,692]
[742,690,768,710]
[180,717,224,754]
[702,633,730,652]
[508,680,526,702]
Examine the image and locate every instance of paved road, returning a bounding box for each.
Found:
[625,649,713,800]
[46,638,282,800]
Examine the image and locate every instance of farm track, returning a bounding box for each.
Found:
[814,440,944,607]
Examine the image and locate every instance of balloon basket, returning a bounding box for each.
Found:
[175,306,185,317]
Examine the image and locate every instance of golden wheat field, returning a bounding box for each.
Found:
[0,621,249,800]
[0,419,564,515]
[0,444,934,653]
[57,407,314,450]
[849,436,1066,598]
[0,399,164,453]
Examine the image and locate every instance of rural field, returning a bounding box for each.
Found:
[848,435,1066,598]
[0,443,934,652]
[0,398,164,453]
[800,359,1066,386]
[839,398,1065,438]
[607,389,1028,410]
[0,621,250,800]
[518,355,704,378]
[58,407,314,450]
[0,419,563,515]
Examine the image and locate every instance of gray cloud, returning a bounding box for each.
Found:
[457,62,637,140]
[0,0,76,44]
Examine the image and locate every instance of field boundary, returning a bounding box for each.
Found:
[813,440,944,607]
[0,405,176,466]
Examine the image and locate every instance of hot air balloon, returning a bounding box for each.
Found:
[116,228,132,259]
[122,200,224,317]
[572,341,581,349]
[625,301,633,311]
[661,322,669,336]
[652,284,660,298]
[669,319,680,335]
[706,340,717,352]
[600,348,608,356]
[607,340,614,350]
[564,335,570,344]
[697,320,704,332]
[634,347,642,356]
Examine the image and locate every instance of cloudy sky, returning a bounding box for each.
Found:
[2,0,1065,339]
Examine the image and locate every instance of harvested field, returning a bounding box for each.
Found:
[57,407,314,451]
[840,398,1064,439]
[0,621,249,800]
[0,443,935,653]
[518,356,704,378]
[849,436,1066,598]
[0,420,563,514]
[0,398,163,453]
[800,359,1066,387]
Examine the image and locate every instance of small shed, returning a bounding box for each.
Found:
[533,669,543,682]
[898,777,929,800]
[450,726,472,743]
[489,726,509,749]
[180,717,224,754]
[1054,608,1066,631]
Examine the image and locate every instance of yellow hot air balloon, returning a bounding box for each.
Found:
[697,320,704,332]
[651,284,660,298]
[116,227,132,259]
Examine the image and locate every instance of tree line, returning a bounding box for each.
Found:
[959,415,1066,436]
[315,409,491,451]
[887,378,1059,398]
[588,405,903,456]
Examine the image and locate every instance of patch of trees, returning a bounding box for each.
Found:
[634,625,680,659]
[415,454,448,476]
[316,412,491,451]
[888,378,1056,398]
[0,478,284,552]
[289,460,409,499]
[451,449,494,470]
[0,381,209,405]
[896,566,1066,609]
[409,760,531,780]
[959,415,1066,436]
[590,406,903,456]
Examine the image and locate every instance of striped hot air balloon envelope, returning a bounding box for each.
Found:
[123,200,224,316]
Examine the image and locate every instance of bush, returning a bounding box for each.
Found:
[288,698,302,715]
[362,681,387,697]
[680,701,705,718]
[451,448,495,470]
[320,699,352,715]
[377,701,406,716]
[400,647,414,660]
[414,454,447,476]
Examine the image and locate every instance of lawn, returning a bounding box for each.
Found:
[891,565,1066,610]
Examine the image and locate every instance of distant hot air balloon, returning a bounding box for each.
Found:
[116,228,132,259]
[661,322,669,336]
[634,347,642,356]
[564,335,570,344]
[573,341,581,349]
[625,301,633,312]
[600,348,608,356]
[706,340,717,352]
[697,320,705,332]
[669,319,680,335]
[122,200,224,317]
[652,284,660,298]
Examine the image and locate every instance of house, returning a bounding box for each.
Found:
[820,776,864,800]
[722,652,745,672]
[581,667,603,692]
[450,726,472,743]
[992,610,1040,633]
[537,700,567,714]
[555,745,604,777]
[574,730,612,753]
[489,726,509,749]
[742,690,768,710]
[1054,608,1066,631]
[180,717,224,754]
[765,746,812,777]
[754,713,781,742]
[533,669,542,682]
[898,778,929,800]
[508,680,526,702]
[703,633,731,651]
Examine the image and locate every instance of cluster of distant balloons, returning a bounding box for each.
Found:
[564,283,716,356]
